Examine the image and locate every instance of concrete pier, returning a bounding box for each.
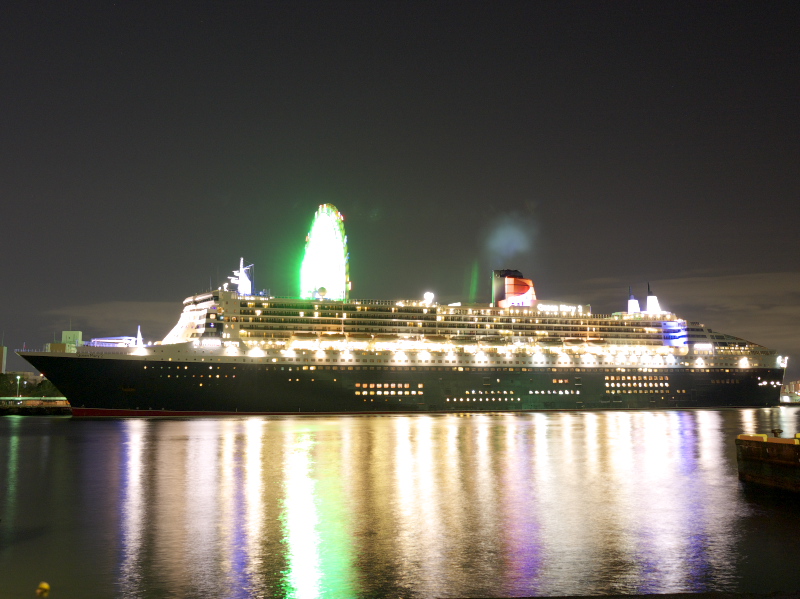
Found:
[0,397,71,415]
[736,433,800,493]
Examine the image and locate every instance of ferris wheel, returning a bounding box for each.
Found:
[300,204,351,300]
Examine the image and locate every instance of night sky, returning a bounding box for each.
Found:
[3,2,799,379]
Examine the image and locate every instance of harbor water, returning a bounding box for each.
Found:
[2,407,800,598]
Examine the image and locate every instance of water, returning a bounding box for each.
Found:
[2,408,800,598]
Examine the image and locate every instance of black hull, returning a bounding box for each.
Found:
[21,352,783,416]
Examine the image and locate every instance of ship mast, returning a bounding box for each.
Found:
[228,258,254,296]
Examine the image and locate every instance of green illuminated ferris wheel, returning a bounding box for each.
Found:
[300,204,351,300]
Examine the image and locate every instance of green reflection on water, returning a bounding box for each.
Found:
[280,430,354,598]
[2,417,20,526]
[280,432,355,599]
[314,434,355,599]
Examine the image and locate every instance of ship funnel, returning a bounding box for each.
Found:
[646,282,661,313]
[492,270,535,308]
[627,287,641,313]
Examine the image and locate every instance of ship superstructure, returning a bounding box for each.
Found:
[160,273,773,374]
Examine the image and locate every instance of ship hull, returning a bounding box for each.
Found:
[21,352,783,417]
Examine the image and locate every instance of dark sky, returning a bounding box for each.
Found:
[3,1,799,378]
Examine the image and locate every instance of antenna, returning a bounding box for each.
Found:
[247,260,255,292]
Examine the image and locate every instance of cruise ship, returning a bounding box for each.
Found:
[18,263,787,417]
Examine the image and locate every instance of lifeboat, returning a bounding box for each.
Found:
[347,333,373,341]
[320,333,346,341]
[422,335,449,343]
[372,334,400,342]
[291,331,319,340]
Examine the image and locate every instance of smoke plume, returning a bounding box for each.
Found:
[483,212,536,267]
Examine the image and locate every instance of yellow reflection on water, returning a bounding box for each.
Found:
[393,415,447,593]
[282,431,321,598]
[739,408,757,433]
[776,406,797,436]
[119,419,147,598]
[1,417,20,530]
[185,421,223,590]
[243,418,266,588]
[584,411,599,472]
[532,411,551,479]
[473,414,499,547]
[218,419,237,586]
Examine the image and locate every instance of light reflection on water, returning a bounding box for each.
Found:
[3,408,800,598]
